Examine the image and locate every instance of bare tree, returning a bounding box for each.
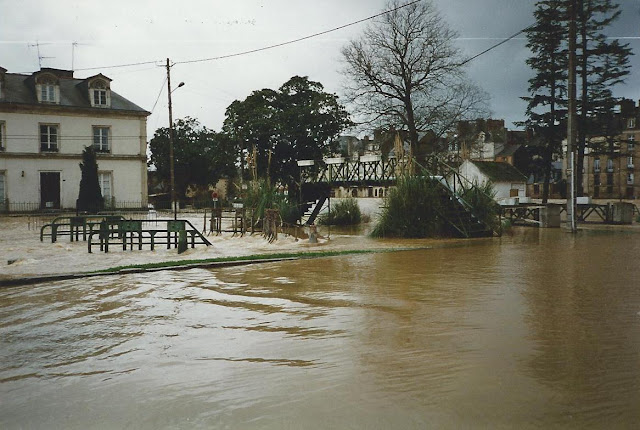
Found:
[341,0,489,157]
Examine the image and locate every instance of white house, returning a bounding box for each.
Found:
[0,66,150,212]
[456,159,527,202]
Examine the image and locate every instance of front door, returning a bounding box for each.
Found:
[40,172,60,209]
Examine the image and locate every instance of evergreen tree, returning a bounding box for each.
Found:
[576,0,632,195]
[523,0,632,200]
[522,0,568,203]
[77,145,103,213]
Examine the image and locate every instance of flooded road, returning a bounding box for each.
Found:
[1,227,639,429]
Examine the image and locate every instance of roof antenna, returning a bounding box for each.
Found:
[71,41,91,71]
[28,41,55,69]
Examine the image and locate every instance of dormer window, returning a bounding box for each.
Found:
[89,78,111,108]
[35,74,59,104]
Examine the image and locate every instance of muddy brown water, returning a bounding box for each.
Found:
[1,227,639,429]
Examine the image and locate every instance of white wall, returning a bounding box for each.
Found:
[0,110,147,209]
[456,160,526,200]
[1,111,145,155]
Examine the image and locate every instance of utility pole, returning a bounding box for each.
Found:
[566,0,578,233]
[166,58,177,220]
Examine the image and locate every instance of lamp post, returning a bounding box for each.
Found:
[166,58,184,220]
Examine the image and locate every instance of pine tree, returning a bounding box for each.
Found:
[77,146,104,213]
[576,0,632,195]
[522,0,568,203]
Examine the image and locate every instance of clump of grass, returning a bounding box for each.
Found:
[501,218,512,233]
[243,179,299,224]
[371,176,500,238]
[317,198,362,225]
[371,175,447,238]
[460,181,500,232]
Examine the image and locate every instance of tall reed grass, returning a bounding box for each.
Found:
[243,180,299,224]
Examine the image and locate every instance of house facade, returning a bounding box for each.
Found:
[580,99,639,199]
[0,67,150,212]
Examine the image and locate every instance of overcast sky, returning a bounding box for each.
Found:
[1,0,639,136]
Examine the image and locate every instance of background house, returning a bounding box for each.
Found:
[0,67,150,212]
[456,159,528,202]
[580,98,639,199]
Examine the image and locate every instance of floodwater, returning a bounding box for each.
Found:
[1,227,639,429]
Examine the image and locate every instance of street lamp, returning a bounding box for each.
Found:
[166,57,185,220]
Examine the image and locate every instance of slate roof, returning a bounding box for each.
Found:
[1,71,149,115]
[470,160,527,182]
[495,144,521,158]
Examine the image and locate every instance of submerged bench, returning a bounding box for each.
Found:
[88,219,211,253]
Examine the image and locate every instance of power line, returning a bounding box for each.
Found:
[150,75,168,114]
[459,23,536,66]
[174,0,422,66]
[51,0,422,72]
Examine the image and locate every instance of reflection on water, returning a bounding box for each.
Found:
[1,227,640,428]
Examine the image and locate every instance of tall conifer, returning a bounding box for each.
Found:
[522,0,568,203]
[576,0,632,194]
[77,145,104,213]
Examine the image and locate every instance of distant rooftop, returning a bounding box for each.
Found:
[470,160,527,182]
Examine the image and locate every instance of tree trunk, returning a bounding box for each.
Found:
[404,93,420,166]
[542,144,553,204]
[576,0,588,196]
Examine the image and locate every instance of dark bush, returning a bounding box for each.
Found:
[317,198,362,225]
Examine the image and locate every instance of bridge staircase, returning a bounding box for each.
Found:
[417,158,498,238]
[300,182,330,225]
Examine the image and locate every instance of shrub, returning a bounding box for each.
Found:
[370,176,500,238]
[77,146,104,213]
[371,175,447,238]
[459,181,500,232]
[317,198,362,225]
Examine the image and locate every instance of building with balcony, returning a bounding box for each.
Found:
[0,66,150,211]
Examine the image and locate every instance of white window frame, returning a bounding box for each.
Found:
[628,155,634,168]
[629,134,635,150]
[627,173,634,185]
[629,118,637,129]
[93,89,107,106]
[593,158,600,172]
[98,171,113,205]
[41,84,56,103]
[40,124,59,152]
[606,158,614,172]
[93,126,110,152]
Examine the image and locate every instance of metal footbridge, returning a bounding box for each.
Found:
[298,156,499,238]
